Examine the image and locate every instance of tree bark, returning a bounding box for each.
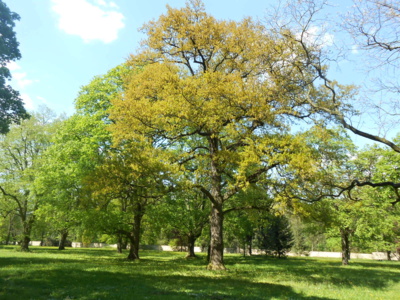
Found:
[117,234,128,253]
[117,242,123,254]
[207,136,226,270]
[340,227,351,265]
[387,251,391,261]
[20,235,30,252]
[208,202,225,270]
[58,229,69,250]
[5,214,13,245]
[127,207,143,260]
[20,219,34,252]
[186,233,199,258]
[127,236,139,260]
[40,231,45,246]
[247,235,253,256]
[207,241,211,263]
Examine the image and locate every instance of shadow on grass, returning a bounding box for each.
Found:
[1,247,399,299]
[225,255,400,290]
[1,267,331,300]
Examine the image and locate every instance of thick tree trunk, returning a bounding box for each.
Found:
[20,220,33,252]
[207,241,211,263]
[340,227,351,265]
[127,237,139,260]
[207,136,226,270]
[58,230,69,250]
[387,251,391,261]
[208,203,225,270]
[20,235,30,252]
[127,210,142,260]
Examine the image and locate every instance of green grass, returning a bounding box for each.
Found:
[0,246,399,299]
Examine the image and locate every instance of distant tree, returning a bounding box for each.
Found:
[255,214,293,258]
[0,109,60,251]
[289,215,309,255]
[86,148,171,260]
[34,115,95,251]
[34,64,132,251]
[155,188,210,258]
[0,0,29,134]
[224,210,257,256]
[351,143,400,259]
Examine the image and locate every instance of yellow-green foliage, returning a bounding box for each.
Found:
[108,1,350,197]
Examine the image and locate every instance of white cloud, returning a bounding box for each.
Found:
[36,96,48,104]
[12,72,36,88]
[95,0,107,6]
[51,0,125,44]
[21,93,35,111]
[6,62,38,89]
[109,2,119,9]
[351,45,359,54]
[297,26,334,49]
[6,62,40,111]
[321,32,334,47]
[6,61,21,71]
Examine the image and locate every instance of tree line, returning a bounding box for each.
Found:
[1,0,399,269]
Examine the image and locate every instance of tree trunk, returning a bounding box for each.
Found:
[19,204,35,252]
[20,235,30,252]
[387,251,391,261]
[117,234,127,253]
[20,220,33,252]
[117,242,123,254]
[207,241,211,263]
[127,237,139,260]
[5,230,11,245]
[127,209,142,260]
[186,234,198,258]
[5,214,13,245]
[208,202,225,270]
[247,235,253,256]
[340,227,351,265]
[40,231,45,246]
[58,229,69,250]
[207,137,226,270]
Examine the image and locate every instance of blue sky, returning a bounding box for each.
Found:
[7,0,387,150]
[10,0,391,148]
[5,0,284,115]
[5,0,360,116]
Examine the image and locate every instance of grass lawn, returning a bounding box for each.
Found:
[0,246,399,299]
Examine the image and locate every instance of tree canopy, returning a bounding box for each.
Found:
[0,0,28,134]
[0,0,399,269]
[109,0,355,270]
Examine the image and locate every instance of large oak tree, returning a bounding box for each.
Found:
[110,0,353,270]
